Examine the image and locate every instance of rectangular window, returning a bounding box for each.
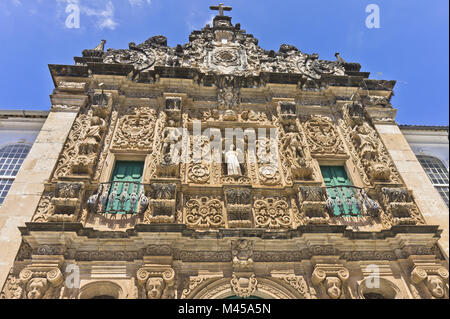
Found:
[106,161,144,214]
[320,166,361,216]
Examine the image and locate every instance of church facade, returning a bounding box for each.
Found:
[0,5,448,299]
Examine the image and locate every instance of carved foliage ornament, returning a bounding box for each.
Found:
[253,196,291,229]
[185,196,225,229]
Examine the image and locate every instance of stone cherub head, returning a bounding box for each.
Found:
[26,278,48,299]
[146,277,165,299]
[326,277,342,299]
[426,276,446,299]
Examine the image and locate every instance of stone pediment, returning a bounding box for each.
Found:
[100,15,346,79]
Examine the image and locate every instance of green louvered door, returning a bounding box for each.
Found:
[320,166,361,216]
[106,161,144,214]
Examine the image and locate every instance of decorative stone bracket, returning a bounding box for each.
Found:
[136,265,176,299]
[411,264,449,299]
[312,264,350,299]
[2,261,64,299]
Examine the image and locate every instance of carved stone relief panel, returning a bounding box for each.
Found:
[381,187,425,226]
[225,188,253,228]
[184,196,225,229]
[112,107,157,151]
[297,186,330,225]
[253,196,292,229]
[143,183,177,224]
[302,115,346,155]
[53,109,109,179]
[340,102,402,185]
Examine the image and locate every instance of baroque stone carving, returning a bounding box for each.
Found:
[100,18,345,79]
[341,102,402,185]
[253,196,292,229]
[144,183,177,224]
[411,265,449,299]
[136,266,175,299]
[6,266,65,299]
[225,188,253,228]
[112,107,157,151]
[232,239,254,270]
[381,188,425,226]
[187,163,210,184]
[280,133,314,180]
[54,109,109,178]
[230,274,257,298]
[312,264,349,299]
[297,186,330,224]
[303,115,345,154]
[184,196,225,229]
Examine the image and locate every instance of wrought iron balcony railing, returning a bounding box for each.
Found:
[325,186,380,217]
[87,182,149,215]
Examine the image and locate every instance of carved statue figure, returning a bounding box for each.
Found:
[351,123,378,161]
[225,145,242,176]
[79,111,106,155]
[161,128,182,164]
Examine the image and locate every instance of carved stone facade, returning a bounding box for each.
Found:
[0,4,447,300]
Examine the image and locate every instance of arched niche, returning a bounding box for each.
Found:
[78,281,123,299]
[187,278,302,299]
[358,278,402,299]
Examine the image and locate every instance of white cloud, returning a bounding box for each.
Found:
[81,1,118,30]
[128,0,151,7]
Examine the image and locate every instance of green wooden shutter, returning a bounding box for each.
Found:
[320,166,361,216]
[106,161,144,214]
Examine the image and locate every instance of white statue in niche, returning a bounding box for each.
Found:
[225,145,243,176]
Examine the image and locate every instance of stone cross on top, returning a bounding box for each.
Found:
[210,3,232,16]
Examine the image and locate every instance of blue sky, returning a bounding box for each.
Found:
[0,0,448,125]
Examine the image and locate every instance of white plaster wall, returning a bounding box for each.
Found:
[401,129,449,168]
[0,118,46,148]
